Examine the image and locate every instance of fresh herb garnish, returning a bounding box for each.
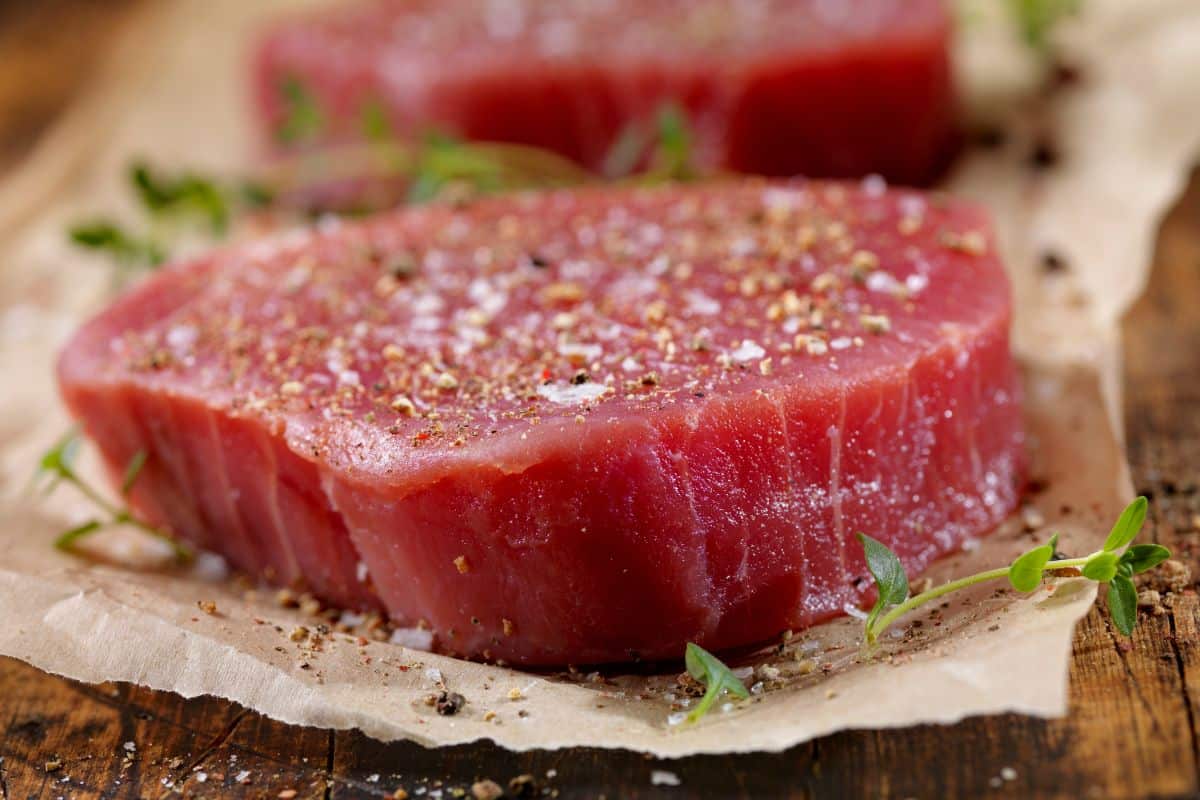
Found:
[858,496,1167,645]
[35,430,190,562]
[648,103,697,181]
[130,162,230,234]
[602,102,700,181]
[68,221,165,269]
[682,642,750,724]
[276,76,324,145]
[360,99,394,143]
[1006,0,1081,51]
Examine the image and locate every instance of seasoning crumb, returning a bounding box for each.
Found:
[1000,767,1018,781]
[508,774,537,797]
[196,600,218,615]
[1021,505,1046,531]
[391,395,417,416]
[393,790,410,800]
[860,313,891,334]
[472,779,504,800]
[44,758,62,773]
[454,555,471,574]
[279,790,298,799]
[290,626,309,642]
[1137,589,1165,614]
[435,690,466,716]
[483,710,497,722]
[507,687,523,700]
[501,618,515,636]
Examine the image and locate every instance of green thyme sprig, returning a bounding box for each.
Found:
[276,76,324,145]
[603,102,699,181]
[68,221,166,271]
[68,163,269,276]
[859,496,1167,646]
[1005,0,1081,51]
[682,642,750,724]
[35,430,191,562]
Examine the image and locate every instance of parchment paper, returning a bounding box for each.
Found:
[0,0,1198,757]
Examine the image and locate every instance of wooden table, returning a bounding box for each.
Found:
[3,2,1199,797]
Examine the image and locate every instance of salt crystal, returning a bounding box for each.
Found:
[536,382,612,405]
[842,603,869,621]
[731,340,766,363]
[651,770,682,787]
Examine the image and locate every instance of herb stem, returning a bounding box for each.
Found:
[50,457,191,561]
[868,554,1095,641]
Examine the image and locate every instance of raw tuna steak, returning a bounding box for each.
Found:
[58,179,1023,665]
[255,0,957,184]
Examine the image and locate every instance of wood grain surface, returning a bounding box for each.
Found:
[2,2,1199,798]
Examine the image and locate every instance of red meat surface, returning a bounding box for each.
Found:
[58,179,1023,665]
[254,0,958,184]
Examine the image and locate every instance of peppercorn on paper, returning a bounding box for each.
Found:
[0,0,1197,757]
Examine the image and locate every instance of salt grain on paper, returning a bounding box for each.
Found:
[842,603,869,621]
[188,552,229,582]
[390,626,434,651]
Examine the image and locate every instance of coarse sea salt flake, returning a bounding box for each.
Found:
[392,627,434,650]
[842,603,869,620]
[866,270,905,295]
[537,382,612,405]
[731,340,766,362]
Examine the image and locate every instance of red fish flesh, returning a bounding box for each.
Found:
[254,0,958,184]
[58,179,1023,665]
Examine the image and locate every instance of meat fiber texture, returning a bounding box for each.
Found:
[58,179,1023,666]
[254,0,958,185]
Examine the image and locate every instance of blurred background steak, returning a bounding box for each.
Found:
[254,0,958,184]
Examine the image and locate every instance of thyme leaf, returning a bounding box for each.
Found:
[68,221,165,268]
[130,162,230,234]
[1006,0,1082,51]
[277,76,324,145]
[683,642,749,724]
[857,532,909,642]
[1008,532,1058,591]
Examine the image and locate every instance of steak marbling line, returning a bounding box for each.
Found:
[58,179,1023,665]
[255,0,957,184]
